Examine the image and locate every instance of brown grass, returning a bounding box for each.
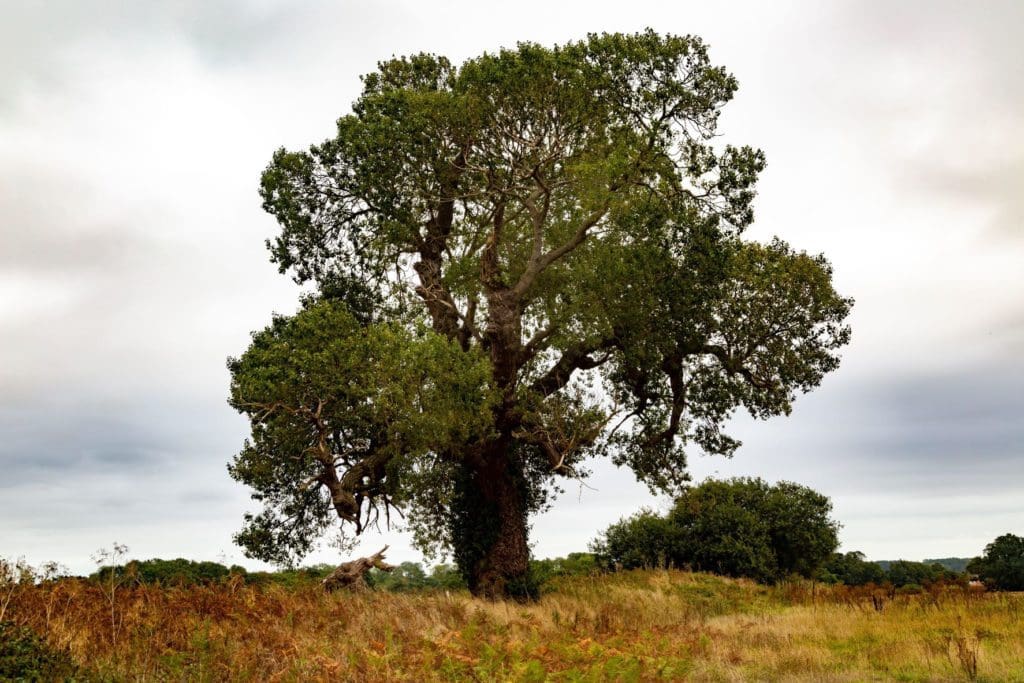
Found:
[4,570,1023,681]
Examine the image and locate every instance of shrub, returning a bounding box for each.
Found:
[590,510,684,570]
[0,621,78,681]
[367,562,429,591]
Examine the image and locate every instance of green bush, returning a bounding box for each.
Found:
[0,621,78,681]
[243,565,333,588]
[590,510,683,570]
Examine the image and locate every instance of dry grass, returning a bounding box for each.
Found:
[4,570,1023,681]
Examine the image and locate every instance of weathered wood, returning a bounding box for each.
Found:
[321,546,395,592]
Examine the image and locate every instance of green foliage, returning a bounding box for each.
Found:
[427,563,467,590]
[593,478,840,583]
[923,557,971,573]
[242,565,334,589]
[885,560,958,588]
[589,511,683,570]
[365,562,469,591]
[91,559,239,587]
[529,552,599,584]
[0,621,78,681]
[818,552,886,585]
[228,299,496,565]
[821,555,963,587]
[367,562,428,591]
[234,30,853,591]
[968,533,1024,590]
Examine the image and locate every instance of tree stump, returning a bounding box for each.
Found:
[322,545,395,592]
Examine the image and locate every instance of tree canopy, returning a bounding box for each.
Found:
[229,30,853,598]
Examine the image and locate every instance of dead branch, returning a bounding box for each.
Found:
[321,546,395,593]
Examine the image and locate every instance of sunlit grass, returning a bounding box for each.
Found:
[5,570,1023,681]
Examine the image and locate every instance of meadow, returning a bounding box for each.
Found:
[3,569,1023,681]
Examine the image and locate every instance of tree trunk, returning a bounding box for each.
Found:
[450,282,533,599]
[451,442,534,601]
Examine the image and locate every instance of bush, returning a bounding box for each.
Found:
[592,478,840,584]
[0,621,78,681]
[968,533,1024,590]
[590,510,683,570]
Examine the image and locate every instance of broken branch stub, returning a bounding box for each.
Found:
[321,545,395,592]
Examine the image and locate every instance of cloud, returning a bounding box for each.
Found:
[829,1,1024,244]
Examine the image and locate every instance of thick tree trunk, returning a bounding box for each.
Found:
[452,440,534,601]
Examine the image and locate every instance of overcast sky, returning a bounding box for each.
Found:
[2,0,1021,574]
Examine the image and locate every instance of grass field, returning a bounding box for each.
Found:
[3,570,1023,681]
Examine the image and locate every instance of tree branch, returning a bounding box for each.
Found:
[529,337,618,396]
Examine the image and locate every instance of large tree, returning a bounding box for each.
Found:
[229,31,853,599]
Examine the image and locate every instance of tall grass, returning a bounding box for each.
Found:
[3,569,1022,681]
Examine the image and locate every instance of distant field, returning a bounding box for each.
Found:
[4,570,1023,681]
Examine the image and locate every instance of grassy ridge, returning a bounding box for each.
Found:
[4,570,1023,681]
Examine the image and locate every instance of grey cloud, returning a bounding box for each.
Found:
[832,1,1024,243]
[0,394,230,488]
[0,1,301,98]
[909,156,1024,242]
[0,167,161,274]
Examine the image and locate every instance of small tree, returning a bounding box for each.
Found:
[90,543,130,647]
[968,534,1024,591]
[230,31,853,599]
[0,557,32,623]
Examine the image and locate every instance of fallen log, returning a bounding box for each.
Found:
[322,545,395,592]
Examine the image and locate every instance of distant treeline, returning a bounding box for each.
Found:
[88,553,600,591]
[81,535,1024,593]
[876,558,971,573]
[85,553,972,593]
[819,552,967,588]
